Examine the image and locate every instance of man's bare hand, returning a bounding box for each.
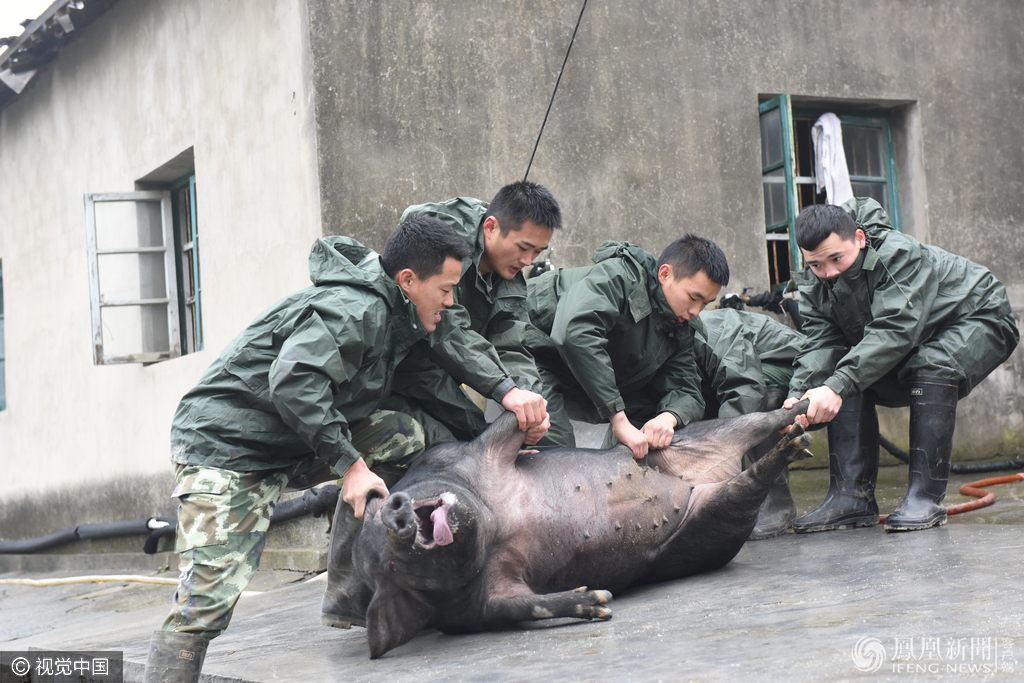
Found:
[642,412,677,451]
[522,414,550,446]
[783,386,843,428]
[501,387,548,432]
[341,458,389,519]
[611,411,648,460]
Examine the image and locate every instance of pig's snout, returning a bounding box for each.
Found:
[381,492,418,542]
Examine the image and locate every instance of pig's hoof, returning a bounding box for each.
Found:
[571,589,614,619]
[574,602,613,620]
[321,614,355,629]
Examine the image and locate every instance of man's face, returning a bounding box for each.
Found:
[399,256,463,333]
[658,265,721,323]
[478,217,553,279]
[800,229,866,280]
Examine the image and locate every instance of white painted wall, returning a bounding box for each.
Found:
[0,0,321,499]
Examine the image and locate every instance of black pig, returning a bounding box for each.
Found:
[350,400,811,658]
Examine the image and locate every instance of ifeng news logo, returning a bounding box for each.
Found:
[852,636,1016,675]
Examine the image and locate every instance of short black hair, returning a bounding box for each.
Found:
[483,180,562,235]
[382,216,471,279]
[657,235,730,286]
[795,204,859,251]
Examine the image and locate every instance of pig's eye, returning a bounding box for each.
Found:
[387,561,398,573]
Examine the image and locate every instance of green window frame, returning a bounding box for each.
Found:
[170,173,203,353]
[760,96,901,287]
[759,95,800,285]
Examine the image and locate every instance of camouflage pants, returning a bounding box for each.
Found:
[160,409,424,639]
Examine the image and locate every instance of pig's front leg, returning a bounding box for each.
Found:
[484,586,613,625]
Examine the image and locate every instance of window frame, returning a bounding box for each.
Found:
[84,191,182,365]
[170,173,203,353]
[759,95,801,274]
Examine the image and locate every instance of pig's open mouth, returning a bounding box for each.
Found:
[413,495,455,548]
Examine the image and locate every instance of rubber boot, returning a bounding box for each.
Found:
[321,465,404,629]
[142,630,208,683]
[748,389,797,540]
[792,393,880,532]
[884,375,957,532]
[749,463,797,540]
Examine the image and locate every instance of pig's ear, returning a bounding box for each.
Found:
[473,410,526,466]
[366,581,431,659]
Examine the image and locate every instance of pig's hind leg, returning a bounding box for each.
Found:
[646,400,809,484]
[641,425,812,583]
[483,586,613,627]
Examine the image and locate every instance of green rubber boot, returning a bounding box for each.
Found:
[142,630,208,683]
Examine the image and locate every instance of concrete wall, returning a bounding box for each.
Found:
[309,0,1024,458]
[0,0,323,550]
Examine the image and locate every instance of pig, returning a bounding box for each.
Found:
[348,400,811,658]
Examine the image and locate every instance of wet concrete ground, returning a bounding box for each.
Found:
[2,463,1022,682]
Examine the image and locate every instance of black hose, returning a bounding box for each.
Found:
[879,434,1024,474]
[0,485,340,556]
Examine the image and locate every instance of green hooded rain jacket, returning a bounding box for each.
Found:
[170,236,433,476]
[789,198,1019,404]
[527,241,705,427]
[695,308,804,419]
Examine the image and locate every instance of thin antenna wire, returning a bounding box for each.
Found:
[524,0,589,182]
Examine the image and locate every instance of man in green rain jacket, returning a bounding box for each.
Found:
[145,217,544,683]
[391,180,562,445]
[527,236,729,458]
[784,198,1019,533]
[695,307,804,539]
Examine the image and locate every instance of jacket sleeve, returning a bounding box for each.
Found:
[267,308,365,477]
[648,328,707,426]
[427,304,516,402]
[825,243,937,397]
[549,261,631,419]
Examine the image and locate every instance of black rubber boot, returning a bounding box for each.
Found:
[792,393,880,532]
[321,465,404,629]
[749,462,797,540]
[748,389,796,540]
[884,375,957,532]
[142,630,208,683]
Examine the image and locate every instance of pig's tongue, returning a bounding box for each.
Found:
[430,502,454,546]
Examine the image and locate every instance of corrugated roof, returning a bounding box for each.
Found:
[0,0,116,111]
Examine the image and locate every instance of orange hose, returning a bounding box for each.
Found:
[878,472,1024,523]
[947,473,1024,515]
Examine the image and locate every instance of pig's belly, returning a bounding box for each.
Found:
[512,449,694,593]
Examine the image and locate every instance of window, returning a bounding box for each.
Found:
[0,260,5,410]
[759,95,902,287]
[84,166,202,364]
[170,174,203,354]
